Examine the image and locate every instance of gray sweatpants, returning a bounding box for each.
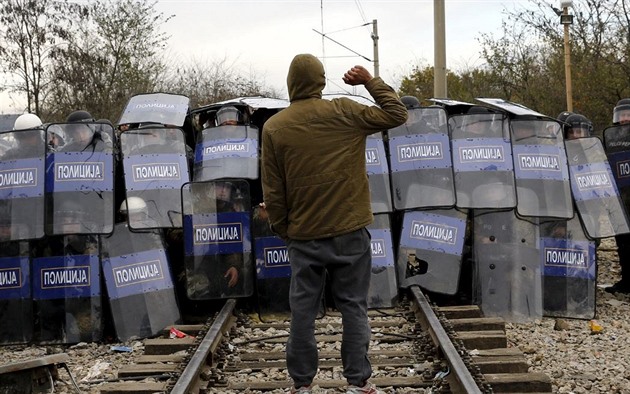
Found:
[286,227,373,387]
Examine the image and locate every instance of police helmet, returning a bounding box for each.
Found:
[216,106,241,126]
[613,98,630,125]
[47,124,66,145]
[119,197,148,216]
[66,110,94,123]
[400,96,421,110]
[13,113,43,130]
[564,113,593,139]
[557,111,573,123]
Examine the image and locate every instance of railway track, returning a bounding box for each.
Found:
[95,288,553,393]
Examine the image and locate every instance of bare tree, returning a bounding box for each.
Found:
[159,55,280,109]
[0,0,83,115]
[45,0,172,122]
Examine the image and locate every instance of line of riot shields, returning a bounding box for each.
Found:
[2,94,630,346]
[380,100,630,323]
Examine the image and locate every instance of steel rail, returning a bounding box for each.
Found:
[410,285,483,394]
[170,298,237,394]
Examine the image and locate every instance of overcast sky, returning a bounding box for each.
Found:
[1,0,530,114]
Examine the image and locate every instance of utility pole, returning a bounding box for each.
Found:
[434,0,447,98]
[561,2,574,112]
[371,19,380,77]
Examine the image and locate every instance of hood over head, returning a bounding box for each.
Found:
[287,54,326,102]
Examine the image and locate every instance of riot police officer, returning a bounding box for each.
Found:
[186,181,247,299]
[613,98,630,125]
[61,110,110,152]
[3,113,44,160]
[46,124,65,151]
[215,105,242,126]
[564,113,593,140]
[608,98,630,293]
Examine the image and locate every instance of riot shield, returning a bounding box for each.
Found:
[397,208,467,295]
[32,235,102,344]
[388,107,455,210]
[540,217,596,319]
[366,133,393,213]
[101,223,181,341]
[473,210,543,322]
[367,214,398,308]
[121,127,190,229]
[118,93,190,127]
[252,204,291,320]
[566,137,630,238]
[604,124,630,212]
[510,119,573,219]
[0,129,45,241]
[0,241,32,345]
[182,180,254,300]
[45,123,115,235]
[449,113,516,209]
[193,124,259,181]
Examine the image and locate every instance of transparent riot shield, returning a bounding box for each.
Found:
[32,235,102,344]
[510,119,573,218]
[193,124,259,181]
[0,241,32,345]
[566,137,630,238]
[604,124,630,212]
[45,123,115,235]
[540,217,596,319]
[121,127,190,230]
[0,129,46,241]
[367,214,398,308]
[388,107,455,210]
[449,113,516,209]
[101,223,181,341]
[118,93,190,127]
[397,208,467,295]
[182,180,254,300]
[473,210,542,322]
[252,204,291,321]
[366,133,393,213]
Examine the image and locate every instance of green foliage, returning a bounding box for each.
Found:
[398,65,504,106]
[398,0,630,132]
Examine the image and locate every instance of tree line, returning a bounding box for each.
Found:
[2,0,629,132]
[0,0,276,123]
[398,0,630,133]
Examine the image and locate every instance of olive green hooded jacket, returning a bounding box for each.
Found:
[261,54,407,240]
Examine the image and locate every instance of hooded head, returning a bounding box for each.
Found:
[287,54,326,102]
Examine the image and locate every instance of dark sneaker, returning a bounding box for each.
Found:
[605,281,630,294]
[346,381,383,394]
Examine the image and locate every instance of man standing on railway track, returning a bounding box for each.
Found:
[261,53,407,394]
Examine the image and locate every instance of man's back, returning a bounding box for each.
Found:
[262,54,407,241]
